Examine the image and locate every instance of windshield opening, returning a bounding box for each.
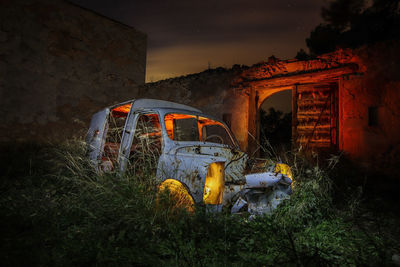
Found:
[164,113,235,148]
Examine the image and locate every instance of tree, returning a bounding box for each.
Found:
[321,0,366,31]
[295,48,313,61]
[306,0,400,55]
[306,24,341,55]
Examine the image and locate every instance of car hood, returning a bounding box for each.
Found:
[169,144,249,183]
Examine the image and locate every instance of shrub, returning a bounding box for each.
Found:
[0,140,397,266]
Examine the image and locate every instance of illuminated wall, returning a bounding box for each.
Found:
[230,51,359,154]
[228,42,400,173]
[339,42,400,172]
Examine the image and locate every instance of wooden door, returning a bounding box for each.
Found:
[293,82,338,150]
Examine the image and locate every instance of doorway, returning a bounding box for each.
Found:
[258,90,292,157]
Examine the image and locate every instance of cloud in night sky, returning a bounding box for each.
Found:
[69,0,325,81]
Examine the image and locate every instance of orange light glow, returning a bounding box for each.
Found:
[198,116,225,127]
[158,179,195,212]
[112,103,132,114]
[274,163,293,180]
[164,113,197,140]
[164,113,227,141]
[164,117,174,139]
[203,162,225,205]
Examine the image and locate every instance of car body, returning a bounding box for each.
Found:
[86,99,292,215]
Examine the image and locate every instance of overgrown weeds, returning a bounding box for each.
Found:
[0,140,398,266]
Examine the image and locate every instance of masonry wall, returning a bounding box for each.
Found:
[0,0,146,142]
[340,42,400,172]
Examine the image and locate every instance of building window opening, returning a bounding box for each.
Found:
[368,106,378,126]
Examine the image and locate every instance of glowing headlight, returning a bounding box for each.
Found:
[274,163,293,181]
[203,162,225,205]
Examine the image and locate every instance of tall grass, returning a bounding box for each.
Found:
[0,139,398,266]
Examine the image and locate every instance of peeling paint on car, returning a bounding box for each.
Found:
[86,98,292,216]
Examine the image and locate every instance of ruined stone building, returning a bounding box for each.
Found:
[141,42,400,172]
[1,0,399,173]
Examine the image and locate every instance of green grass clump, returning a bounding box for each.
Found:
[0,140,398,266]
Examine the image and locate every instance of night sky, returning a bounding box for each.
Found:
[69,0,325,82]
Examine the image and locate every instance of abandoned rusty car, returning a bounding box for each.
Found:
[86,99,293,215]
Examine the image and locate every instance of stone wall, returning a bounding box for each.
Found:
[0,0,146,142]
[340,41,400,171]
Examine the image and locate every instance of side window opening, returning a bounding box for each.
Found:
[199,121,234,147]
[164,114,199,141]
[164,113,236,148]
[102,104,131,170]
[128,113,162,176]
[173,118,199,141]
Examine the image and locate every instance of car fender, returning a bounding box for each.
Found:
[156,150,226,203]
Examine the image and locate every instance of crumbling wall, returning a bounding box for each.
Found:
[230,50,360,154]
[340,41,400,172]
[0,0,146,142]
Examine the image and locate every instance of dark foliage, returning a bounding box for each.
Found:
[306,24,341,55]
[295,48,313,61]
[0,141,398,266]
[259,108,292,156]
[306,0,400,55]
